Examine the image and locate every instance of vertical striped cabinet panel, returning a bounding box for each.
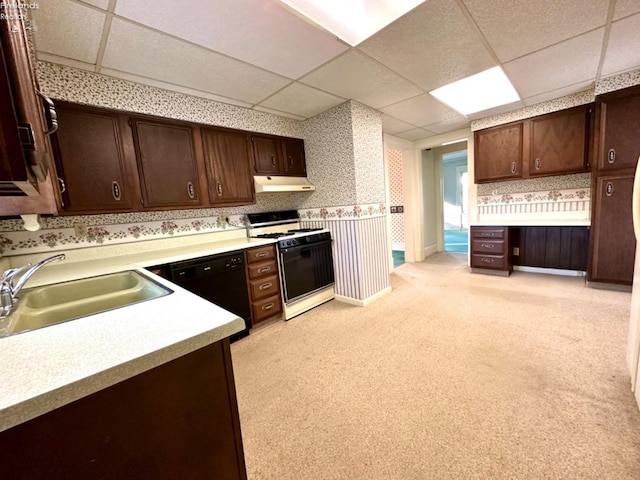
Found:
[302,216,390,301]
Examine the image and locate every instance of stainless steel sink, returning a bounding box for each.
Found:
[0,270,172,337]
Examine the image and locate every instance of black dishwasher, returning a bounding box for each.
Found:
[169,250,250,342]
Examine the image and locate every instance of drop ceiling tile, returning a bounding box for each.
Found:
[614,0,640,20]
[31,0,105,64]
[601,14,640,77]
[423,117,471,134]
[503,29,604,99]
[394,128,435,141]
[358,0,495,91]
[37,52,97,72]
[522,81,594,107]
[259,83,345,118]
[299,50,423,109]
[114,0,349,79]
[101,18,291,105]
[78,0,109,8]
[99,68,253,108]
[463,0,609,62]
[252,106,306,121]
[380,94,461,127]
[466,100,525,120]
[381,115,417,134]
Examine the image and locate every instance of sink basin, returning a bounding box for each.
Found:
[0,270,173,337]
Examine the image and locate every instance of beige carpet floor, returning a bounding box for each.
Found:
[231,253,640,480]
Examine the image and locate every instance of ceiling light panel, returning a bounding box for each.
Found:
[429,67,520,115]
[279,0,426,46]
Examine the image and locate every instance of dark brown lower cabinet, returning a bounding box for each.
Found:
[589,173,636,286]
[0,340,247,480]
[515,226,589,271]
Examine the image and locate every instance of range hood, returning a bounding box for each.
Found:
[254,175,315,193]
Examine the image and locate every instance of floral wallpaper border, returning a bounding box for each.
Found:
[0,215,246,256]
[299,203,386,221]
[477,188,591,220]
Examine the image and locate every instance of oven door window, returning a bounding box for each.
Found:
[280,241,334,303]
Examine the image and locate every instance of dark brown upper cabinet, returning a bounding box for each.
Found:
[52,103,137,214]
[281,137,306,176]
[201,127,255,205]
[474,104,593,184]
[596,84,640,172]
[252,134,307,176]
[0,8,60,215]
[130,117,202,209]
[528,104,592,177]
[474,123,523,183]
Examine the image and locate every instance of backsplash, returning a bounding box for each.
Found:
[476,173,591,196]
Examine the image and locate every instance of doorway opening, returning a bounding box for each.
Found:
[442,150,468,253]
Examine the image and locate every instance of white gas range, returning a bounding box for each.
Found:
[245,210,335,320]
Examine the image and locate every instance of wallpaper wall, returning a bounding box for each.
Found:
[351,101,385,204]
[387,148,405,249]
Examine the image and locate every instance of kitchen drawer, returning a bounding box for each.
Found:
[471,254,508,270]
[246,244,276,264]
[247,259,278,279]
[251,294,282,324]
[249,274,280,301]
[472,239,505,255]
[472,227,506,239]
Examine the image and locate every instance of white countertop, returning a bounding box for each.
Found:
[0,235,276,433]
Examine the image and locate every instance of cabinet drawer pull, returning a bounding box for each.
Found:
[511,162,517,174]
[271,155,276,167]
[480,232,495,237]
[605,182,614,197]
[288,155,293,168]
[256,252,269,258]
[259,282,273,290]
[112,181,121,201]
[258,266,271,274]
[534,158,541,170]
[216,181,223,196]
[481,243,495,249]
[36,91,58,135]
[261,302,275,311]
[187,181,195,199]
[481,258,494,263]
[608,148,616,164]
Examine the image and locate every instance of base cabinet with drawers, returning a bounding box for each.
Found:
[470,226,512,276]
[245,244,283,325]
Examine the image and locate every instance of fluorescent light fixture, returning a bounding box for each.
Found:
[279,0,426,46]
[442,137,468,146]
[429,67,520,115]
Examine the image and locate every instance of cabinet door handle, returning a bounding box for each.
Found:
[257,266,271,274]
[187,181,195,199]
[261,303,275,311]
[288,155,293,168]
[271,155,276,167]
[534,158,541,170]
[608,148,616,164]
[256,252,269,258]
[481,243,495,249]
[112,181,121,201]
[481,258,494,263]
[259,282,273,290]
[511,162,517,174]
[216,181,223,196]
[605,181,614,197]
[36,91,58,135]
[57,177,66,194]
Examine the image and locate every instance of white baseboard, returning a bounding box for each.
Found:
[424,244,438,257]
[513,266,586,277]
[335,286,392,307]
[391,242,405,251]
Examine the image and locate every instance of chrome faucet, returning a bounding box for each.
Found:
[0,254,65,319]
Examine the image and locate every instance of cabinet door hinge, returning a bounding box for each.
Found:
[17,123,35,150]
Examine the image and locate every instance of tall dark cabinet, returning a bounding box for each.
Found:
[588,85,640,287]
